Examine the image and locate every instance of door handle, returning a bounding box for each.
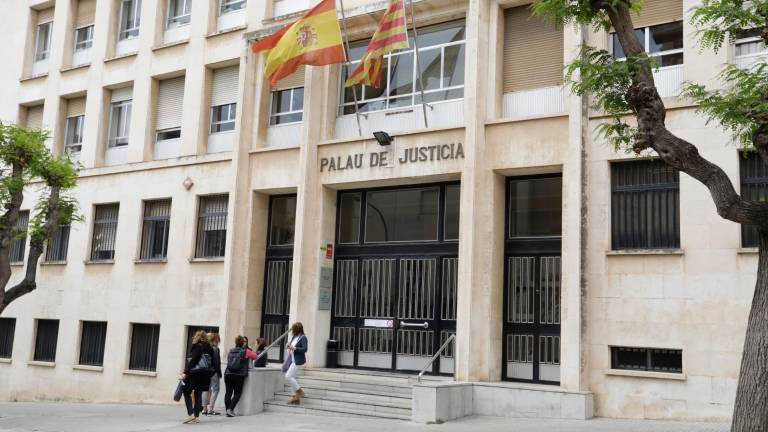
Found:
[400,321,429,329]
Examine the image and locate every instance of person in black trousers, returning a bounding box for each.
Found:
[182,330,217,424]
[223,335,257,417]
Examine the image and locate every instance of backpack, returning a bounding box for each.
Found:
[226,348,246,374]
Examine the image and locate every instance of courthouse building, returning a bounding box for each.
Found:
[0,0,764,422]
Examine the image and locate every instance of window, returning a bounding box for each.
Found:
[508,177,562,238]
[365,187,440,242]
[33,319,59,362]
[167,0,191,28]
[139,199,171,260]
[74,25,94,51]
[340,20,466,115]
[210,103,236,133]
[735,29,767,59]
[9,211,29,264]
[220,0,246,14]
[338,193,361,244]
[65,115,85,153]
[108,99,132,147]
[119,0,141,40]
[185,325,219,355]
[0,318,15,359]
[611,160,680,250]
[45,224,71,262]
[611,21,684,67]
[34,21,53,62]
[270,87,304,125]
[611,346,682,373]
[78,321,107,366]
[444,184,460,240]
[155,76,184,142]
[740,152,768,248]
[128,323,160,372]
[269,196,297,246]
[195,195,228,258]
[90,204,119,261]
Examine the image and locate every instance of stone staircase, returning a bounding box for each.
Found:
[264,368,430,420]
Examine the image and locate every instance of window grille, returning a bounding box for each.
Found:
[195,195,228,258]
[78,321,107,366]
[139,199,171,260]
[33,319,59,362]
[0,318,15,359]
[740,152,768,247]
[209,103,236,133]
[118,0,141,40]
[270,87,304,125]
[167,0,191,28]
[45,224,71,262]
[65,115,84,153]
[611,21,684,67]
[220,0,246,14]
[611,346,682,373]
[129,323,160,371]
[91,204,120,261]
[74,25,94,51]
[611,160,680,250]
[9,211,29,264]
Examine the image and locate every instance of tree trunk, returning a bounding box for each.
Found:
[732,230,768,432]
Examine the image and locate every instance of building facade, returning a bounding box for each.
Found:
[0,0,764,421]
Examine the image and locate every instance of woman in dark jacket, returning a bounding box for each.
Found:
[223,335,257,417]
[182,330,217,424]
[285,322,308,405]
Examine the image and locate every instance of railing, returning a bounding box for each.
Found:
[417,333,456,383]
[254,330,291,364]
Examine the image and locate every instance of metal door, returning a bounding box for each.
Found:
[261,259,292,361]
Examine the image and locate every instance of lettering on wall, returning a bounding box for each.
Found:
[319,143,465,172]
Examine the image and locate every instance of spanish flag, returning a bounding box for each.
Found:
[345,0,409,88]
[251,0,345,85]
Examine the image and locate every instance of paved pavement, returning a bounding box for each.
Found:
[0,402,730,432]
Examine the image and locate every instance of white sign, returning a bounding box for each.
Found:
[364,319,393,328]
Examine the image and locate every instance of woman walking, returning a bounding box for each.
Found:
[223,335,257,417]
[285,322,308,405]
[202,333,222,415]
[182,330,216,424]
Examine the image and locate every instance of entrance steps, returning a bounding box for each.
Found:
[263,368,450,420]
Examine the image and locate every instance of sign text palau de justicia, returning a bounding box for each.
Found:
[320,143,465,172]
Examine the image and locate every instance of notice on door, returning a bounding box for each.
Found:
[318,267,333,311]
[364,319,394,328]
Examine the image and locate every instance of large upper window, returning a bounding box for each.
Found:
[118,0,141,40]
[108,99,132,147]
[340,20,466,115]
[611,21,684,67]
[34,21,53,62]
[167,0,191,28]
[269,196,297,246]
[75,25,94,51]
[220,0,246,14]
[740,152,768,248]
[195,195,229,258]
[270,87,304,125]
[91,204,120,261]
[508,177,562,238]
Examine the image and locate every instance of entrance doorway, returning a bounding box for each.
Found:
[503,175,562,384]
[331,183,459,374]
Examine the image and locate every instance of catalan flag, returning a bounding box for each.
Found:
[345,0,409,88]
[251,0,345,85]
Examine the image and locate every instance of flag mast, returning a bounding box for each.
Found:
[408,0,429,128]
[338,0,364,137]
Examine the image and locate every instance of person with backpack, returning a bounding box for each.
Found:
[223,335,257,417]
[182,330,217,424]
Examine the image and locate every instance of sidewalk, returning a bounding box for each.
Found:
[0,402,729,432]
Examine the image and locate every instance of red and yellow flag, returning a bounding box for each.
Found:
[251,0,345,85]
[345,0,409,88]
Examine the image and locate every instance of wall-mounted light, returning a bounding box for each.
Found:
[373,131,393,146]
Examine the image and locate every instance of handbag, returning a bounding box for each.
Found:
[281,353,293,373]
[191,353,213,373]
[173,380,185,402]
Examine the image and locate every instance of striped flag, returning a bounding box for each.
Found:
[345,0,409,88]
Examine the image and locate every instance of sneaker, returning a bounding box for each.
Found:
[182,416,196,424]
[211,411,221,416]
[225,410,235,417]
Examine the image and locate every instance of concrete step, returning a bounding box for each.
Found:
[294,376,413,396]
[282,384,412,405]
[272,392,411,416]
[264,400,411,420]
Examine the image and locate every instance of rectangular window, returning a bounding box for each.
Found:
[78,321,107,366]
[74,25,94,51]
[128,323,160,372]
[509,177,562,238]
[220,0,246,14]
[90,204,119,261]
[210,103,236,133]
[45,224,71,262]
[65,115,85,153]
[10,211,29,264]
[119,0,141,40]
[195,195,228,258]
[365,187,440,243]
[611,21,684,67]
[167,0,191,28]
[338,192,361,244]
[735,29,768,59]
[139,199,171,260]
[108,99,132,147]
[611,160,680,250]
[444,184,460,240]
[269,196,297,246]
[270,87,304,125]
[340,20,466,115]
[155,76,185,141]
[0,318,16,359]
[33,319,59,362]
[611,346,682,373]
[35,21,53,62]
[740,152,768,248]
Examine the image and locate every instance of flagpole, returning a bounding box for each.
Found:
[408,0,429,129]
[338,0,364,137]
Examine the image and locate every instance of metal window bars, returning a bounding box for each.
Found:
[139,199,171,260]
[91,204,119,261]
[33,319,59,363]
[129,323,160,372]
[78,321,107,366]
[45,224,71,262]
[195,195,228,258]
[9,211,29,263]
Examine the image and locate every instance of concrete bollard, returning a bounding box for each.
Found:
[235,367,285,416]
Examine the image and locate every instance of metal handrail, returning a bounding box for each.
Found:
[417,333,456,383]
[254,330,291,364]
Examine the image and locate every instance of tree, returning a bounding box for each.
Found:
[531,1,768,430]
[0,122,80,314]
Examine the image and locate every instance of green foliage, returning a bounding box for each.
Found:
[682,62,768,149]
[690,0,768,52]
[531,0,642,31]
